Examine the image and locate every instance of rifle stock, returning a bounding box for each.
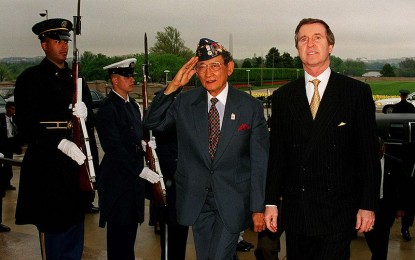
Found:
[142,33,167,207]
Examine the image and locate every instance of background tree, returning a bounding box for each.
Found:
[0,63,13,81]
[150,26,193,58]
[265,47,281,68]
[380,63,396,77]
[329,55,344,73]
[280,52,294,68]
[241,58,252,68]
[341,59,366,76]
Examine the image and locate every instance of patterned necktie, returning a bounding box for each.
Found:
[208,97,220,160]
[309,79,321,119]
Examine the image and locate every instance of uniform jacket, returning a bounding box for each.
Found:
[265,72,381,236]
[14,58,94,232]
[144,85,269,233]
[392,99,415,113]
[95,90,146,227]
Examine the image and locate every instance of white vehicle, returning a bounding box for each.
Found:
[375,92,415,113]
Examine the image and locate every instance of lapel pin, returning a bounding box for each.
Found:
[231,113,236,120]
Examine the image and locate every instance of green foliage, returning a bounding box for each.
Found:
[140,53,187,83]
[329,55,344,73]
[341,59,366,76]
[380,64,395,77]
[399,58,415,69]
[241,59,252,68]
[230,68,302,85]
[150,26,193,59]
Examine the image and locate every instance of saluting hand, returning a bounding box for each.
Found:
[164,56,198,95]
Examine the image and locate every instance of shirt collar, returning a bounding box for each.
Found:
[207,82,229,106]
[112,90,130,103]
[305,67,331,84]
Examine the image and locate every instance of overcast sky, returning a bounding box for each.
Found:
[1,0,415,61]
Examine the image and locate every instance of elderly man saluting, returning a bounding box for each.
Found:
[144,38,269,260]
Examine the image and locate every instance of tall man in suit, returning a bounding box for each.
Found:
[264,18,380,259]
[144,38,269,260]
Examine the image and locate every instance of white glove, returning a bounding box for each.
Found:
[139,167,160,184]
[0,153,4,158]
[58,139,86,165]
[141,136,157,151]
[72,101,88,120]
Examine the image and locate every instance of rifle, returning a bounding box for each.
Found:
[72,0,96,192]
[142,33,167,207]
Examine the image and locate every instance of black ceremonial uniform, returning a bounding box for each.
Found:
[14,58,93,232]
[392,99,415,113]
[95,90,146,228]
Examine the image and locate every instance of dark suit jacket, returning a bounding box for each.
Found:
[144,84,269,233]
[266,72,381,236]
[0,114,22,156]
[382,153,408,223]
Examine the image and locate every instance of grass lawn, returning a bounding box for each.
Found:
[367,81,415,95]
[243,79,415,98]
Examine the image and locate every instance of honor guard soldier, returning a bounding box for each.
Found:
[14,18,96,259]
[96,58,160,260]
[392,89,415,113]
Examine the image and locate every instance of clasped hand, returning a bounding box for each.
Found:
[72,101,88,120]
[141,136,157,151]
[139,167,160,184]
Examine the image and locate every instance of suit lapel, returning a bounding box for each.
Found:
[288,78,314,131]
[191,90,211,164]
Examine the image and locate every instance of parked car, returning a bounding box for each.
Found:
[90,89,106,111]
[376,113,415,175]
[375,92,415,113]
[0,86,15,102]
[0,95,6,113]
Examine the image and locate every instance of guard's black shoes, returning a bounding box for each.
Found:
[237,240,252,252]
[0,223,11,232]
[401,229,412,241]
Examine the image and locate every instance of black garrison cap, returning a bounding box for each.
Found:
[399,89,410,95]
[195,38,227,61]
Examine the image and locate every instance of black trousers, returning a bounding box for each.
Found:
[285,229,353,260]
[364,199,396,260]
[106,221,138,260]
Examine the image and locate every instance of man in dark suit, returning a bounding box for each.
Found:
[364,138,408,260]
[0,101,22,190]
[144,38,269,259]
[264,18,380,259]
[392,89,415,241]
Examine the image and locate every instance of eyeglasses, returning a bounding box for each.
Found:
[195,62,223,73]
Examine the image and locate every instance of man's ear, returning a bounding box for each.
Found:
[41,41,48,52]
[227,61,235,76]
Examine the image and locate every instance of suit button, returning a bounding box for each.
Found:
[210,171,214,174]
[301,186,305,191]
